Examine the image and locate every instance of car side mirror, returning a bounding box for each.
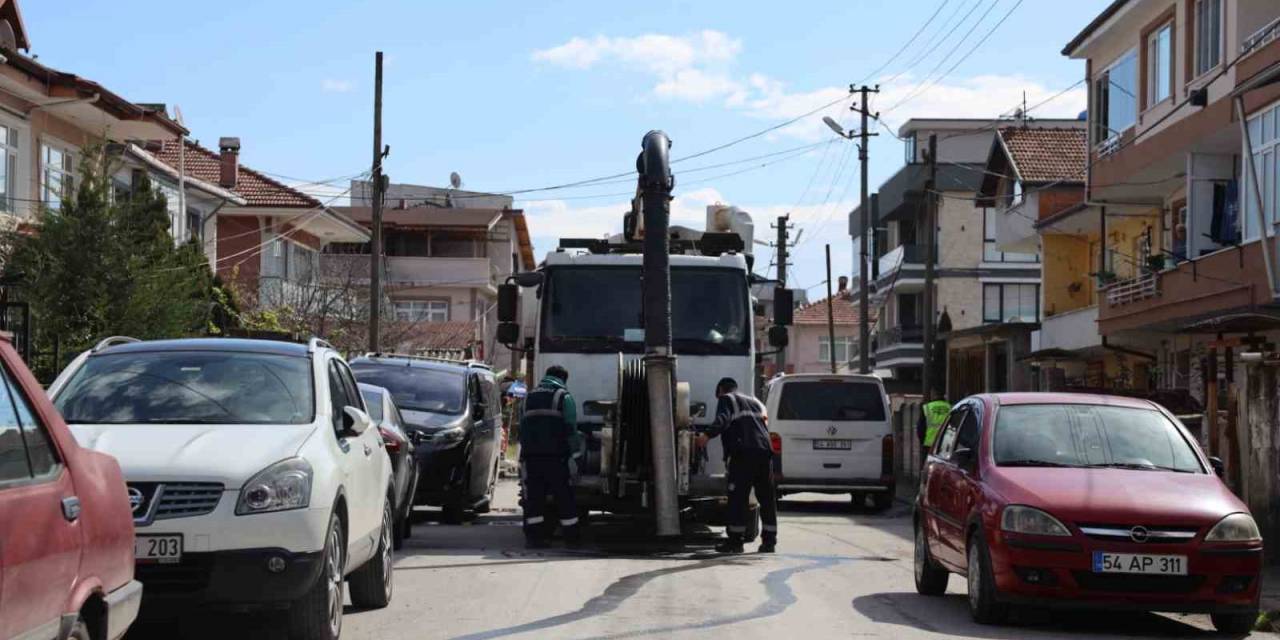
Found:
[1208,456,1225,477]
[342,406,372,436]
[952,446,976,470]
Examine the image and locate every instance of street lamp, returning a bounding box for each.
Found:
[822,116,854,139]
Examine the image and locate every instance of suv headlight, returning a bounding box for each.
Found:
[1205,513,1261,542]
[1001,505,1071,536]
[434,427,465,446]
[236,458,313,515]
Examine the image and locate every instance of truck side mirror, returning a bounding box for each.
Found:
[773,288,794,326]
[498,283,519,323]
[497,322,520,346]
[512,272,545,288]
[768,325,789,348]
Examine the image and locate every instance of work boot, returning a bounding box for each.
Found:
[715,537,745,554]
[758,540,776,553]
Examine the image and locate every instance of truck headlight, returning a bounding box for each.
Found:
[434,427,465,446]
[1001,505,1070,536]
[237,458,312,515]
[1205,513,1261,542]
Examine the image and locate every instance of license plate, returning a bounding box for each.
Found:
[813,439,852,450]
[1092,551,1187,575]
[135,535,182,564]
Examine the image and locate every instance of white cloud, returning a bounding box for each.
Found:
[321,79,354,93]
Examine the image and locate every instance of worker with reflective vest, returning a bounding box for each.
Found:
[920,399,952,456]
[697,377,778,554]
[518,365,582,548]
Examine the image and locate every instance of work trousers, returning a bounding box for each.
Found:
[520,455,579,541]
[726,450,778,544]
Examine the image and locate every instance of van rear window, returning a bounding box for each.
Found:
[776,381,885,421]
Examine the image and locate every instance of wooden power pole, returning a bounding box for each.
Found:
[369,51,385,353]
[854,84,879,374]
[774,214,791,373]
[825,243,837,374]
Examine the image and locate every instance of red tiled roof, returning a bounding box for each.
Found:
[793,290,872,326]
[999,127,1086,184]
[151,140,320,209]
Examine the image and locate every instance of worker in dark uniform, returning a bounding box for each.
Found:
[518,365,582,548]
[696,377,778,554]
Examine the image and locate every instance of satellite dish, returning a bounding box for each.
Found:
[449,172,462,189]
[0,22,15,51]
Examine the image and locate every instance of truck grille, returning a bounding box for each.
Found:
[128,482,224,525]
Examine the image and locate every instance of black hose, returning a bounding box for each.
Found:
[638,130,673,353]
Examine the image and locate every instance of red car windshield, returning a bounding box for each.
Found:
[993,404,1203,473]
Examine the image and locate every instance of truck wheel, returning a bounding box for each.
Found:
[350,500,394,609]
[289,512,344,640]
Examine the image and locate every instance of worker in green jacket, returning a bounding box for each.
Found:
[919,399,952,461]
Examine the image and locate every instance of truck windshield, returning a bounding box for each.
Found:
[541,266,750,355]
[56,351,315,425]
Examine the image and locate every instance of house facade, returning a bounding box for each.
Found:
[786,277,863,374]
[1063,0,1280,541]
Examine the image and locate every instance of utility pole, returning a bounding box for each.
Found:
[853,84,879,374]
[369,51,385,353]
[921,134,938,403]
[773,214,792,373]
[825,244,837,374]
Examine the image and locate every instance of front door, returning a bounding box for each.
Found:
[939,406,983,563]
[924,407,966,568]
[329,359,378,567]
[0,360,81,639]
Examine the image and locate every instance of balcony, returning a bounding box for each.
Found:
[1039,305,1100,352]
[1241,14,1280,58]
[874,244,927,295]
[1104,273,1158,307]
[874,325,924,369]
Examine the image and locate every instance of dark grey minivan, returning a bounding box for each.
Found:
[350,355,502,523]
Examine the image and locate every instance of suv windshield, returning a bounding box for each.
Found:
[994,404,1202,473]
[56,351,315,425]
[777,380,885,421]
[351,364,465,415]
[541,266,750,355]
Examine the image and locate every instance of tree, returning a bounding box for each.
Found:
[1,144,217,356]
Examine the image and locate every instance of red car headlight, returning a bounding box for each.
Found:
[1205,513,1262,543]
[1000,505,1071,537]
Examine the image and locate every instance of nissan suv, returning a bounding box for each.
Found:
[50,337,395,640]
[349,354,502,523]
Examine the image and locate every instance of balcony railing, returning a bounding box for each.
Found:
[1105,273,1159,307]
[1242,16,1280,56]
[878,325,924,349]
[876,244,927,276]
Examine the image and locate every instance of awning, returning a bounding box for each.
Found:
[1019,347,1087,362]
[1179,310,1280,334]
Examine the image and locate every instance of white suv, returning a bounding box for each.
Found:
[50,337,394,640]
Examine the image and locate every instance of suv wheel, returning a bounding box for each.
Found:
[350,499,394,609]
[289,512,344,640]
[966,532,1007,625]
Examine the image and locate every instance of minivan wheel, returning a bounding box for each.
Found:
[1210,611,1258,634]
[914,522,949,595]
[288,512,344,640]
[870,491,894,512]
[350,499,395,609]
[442,466,472,524]
[966,533,1007,625]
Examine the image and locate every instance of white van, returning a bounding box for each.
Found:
[763,373,894,510]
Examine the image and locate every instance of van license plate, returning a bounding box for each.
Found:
[813,439,852,450]
[1092,551,1186,575]
[135,535,182,564]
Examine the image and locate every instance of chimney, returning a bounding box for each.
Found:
[218,137,241,188]
[837,275,848,292]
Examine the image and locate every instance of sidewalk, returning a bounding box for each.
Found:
[1264,564,1280,614]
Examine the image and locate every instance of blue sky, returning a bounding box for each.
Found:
[24,0,1110,292]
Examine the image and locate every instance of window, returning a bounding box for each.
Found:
[934,410,963,458]
[0,362,59,483]
[818,336,856,364]
[983,283,1039,323]
[187,208,203,243]
[328,361,349,433]
[40,142,74,209]
[904,133,917,164]
[953,408,980,459]
[983,209,1038,263]
[1195,0,1222,77]
[1244,101,1280,241]
[1093,48,1138,144]
[361,388,385,422]
[3,369,57,476]
[0,125,16,214]
[394,300,449,323]
[776,380,886,421]
[1147,22,1173,105]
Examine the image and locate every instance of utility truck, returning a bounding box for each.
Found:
[498,131,791,538]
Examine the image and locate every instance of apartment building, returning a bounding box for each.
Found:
[1062,0,1280,540]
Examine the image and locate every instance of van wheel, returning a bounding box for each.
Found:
[350,499,394,609]
[870,492,894,512]
[289,512,344,640]
[850,492,865,509]
[442,466,472,524]
[67,617,91,640]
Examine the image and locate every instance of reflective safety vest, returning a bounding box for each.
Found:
[922,400,952,447]
[519,388,570,458]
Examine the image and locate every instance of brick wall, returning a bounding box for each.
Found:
[1038,188,1085,220]
[217,216,262,298]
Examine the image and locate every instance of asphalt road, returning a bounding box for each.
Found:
[128,480,1275,639]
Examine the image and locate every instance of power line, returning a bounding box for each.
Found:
[854,0,952,86]
[879,0,983,89]
[882,0,1012,113]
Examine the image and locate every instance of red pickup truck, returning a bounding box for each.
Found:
[0,335,141,640]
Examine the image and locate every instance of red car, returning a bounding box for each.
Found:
[0,334,141,640]
[914,393,1261,633]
